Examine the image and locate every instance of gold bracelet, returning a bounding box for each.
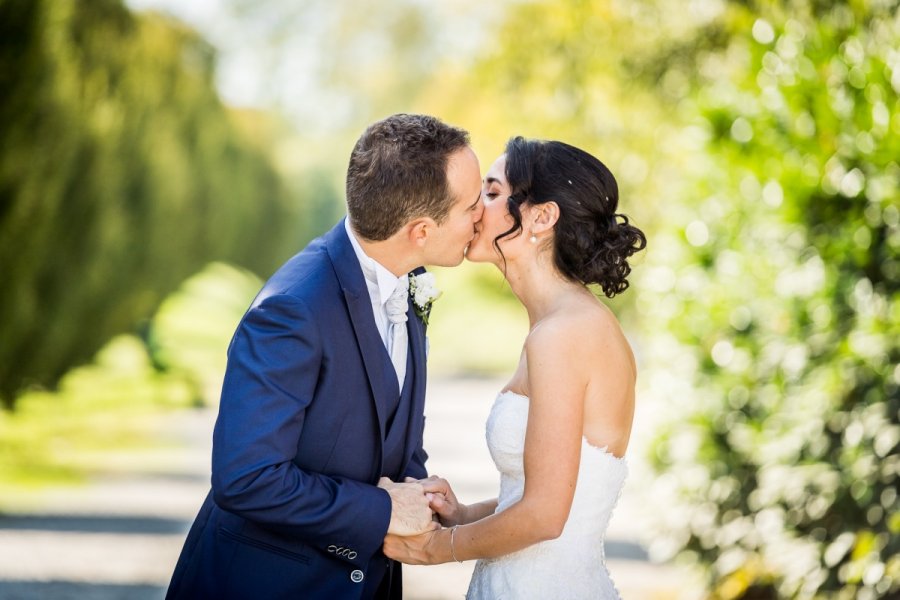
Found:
[449,525,462,563]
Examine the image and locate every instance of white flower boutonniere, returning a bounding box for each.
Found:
[409,272,442,326]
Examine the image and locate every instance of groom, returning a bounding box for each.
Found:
[166,114,483,599]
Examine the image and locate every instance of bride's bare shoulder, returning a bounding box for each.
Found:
[526,301,634,373]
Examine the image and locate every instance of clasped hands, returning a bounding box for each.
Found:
[377,475,461,565]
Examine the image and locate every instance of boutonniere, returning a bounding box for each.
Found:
[408,272,442,326]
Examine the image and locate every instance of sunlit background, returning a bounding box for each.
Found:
[0,0,897,598]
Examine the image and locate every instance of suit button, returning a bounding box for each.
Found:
[350,569,364,583]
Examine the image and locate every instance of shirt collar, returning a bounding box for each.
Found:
[344,218,405,306]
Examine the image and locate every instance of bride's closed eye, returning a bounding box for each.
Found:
[483,184,503,200]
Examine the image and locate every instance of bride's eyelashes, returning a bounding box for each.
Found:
[483,186,503,200]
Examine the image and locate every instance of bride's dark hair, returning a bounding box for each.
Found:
[494,137,647,297]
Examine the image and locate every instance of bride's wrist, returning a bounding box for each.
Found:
[454,503,471,526]
[447,525,464,564]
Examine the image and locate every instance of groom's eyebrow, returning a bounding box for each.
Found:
[485,177,501,185]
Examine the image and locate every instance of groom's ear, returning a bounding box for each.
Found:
[531,201,560,235]
[406,217,437,247]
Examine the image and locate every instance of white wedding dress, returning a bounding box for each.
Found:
[466,390,628,599]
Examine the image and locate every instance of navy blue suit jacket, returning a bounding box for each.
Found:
[166,220,429,599]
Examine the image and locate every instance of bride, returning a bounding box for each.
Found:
[383,136,647,598]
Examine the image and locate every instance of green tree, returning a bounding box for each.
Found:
[0,0,297,406]
[635,1,900,597]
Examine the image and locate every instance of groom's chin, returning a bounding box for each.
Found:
[463,248,483,264]
[428,252,466,268]
[447,253,467,267]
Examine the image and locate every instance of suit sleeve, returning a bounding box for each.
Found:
[211,293,391,567]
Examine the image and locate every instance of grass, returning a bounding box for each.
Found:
[0,335,196,494]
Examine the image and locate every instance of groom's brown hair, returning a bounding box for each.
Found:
[345,113,470,241]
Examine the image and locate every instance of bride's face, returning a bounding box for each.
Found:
[466,154,517,264]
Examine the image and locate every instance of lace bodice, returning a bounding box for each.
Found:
[466,390,628,599]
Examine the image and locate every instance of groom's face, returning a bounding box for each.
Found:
[423,147,484,267]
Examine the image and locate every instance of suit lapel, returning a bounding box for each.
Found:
[324,220,394,469]
[402,270,428,470]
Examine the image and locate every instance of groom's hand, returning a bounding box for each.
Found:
[383,529,444,565]
[378,477,439,536]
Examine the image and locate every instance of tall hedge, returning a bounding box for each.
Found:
[638,1,900,597]
[0,0,295,405]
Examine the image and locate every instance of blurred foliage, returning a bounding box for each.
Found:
[148,261,263,404]
[426,263,529,376]
[0,0,298,406]
[2,0,898,595]
[219,0,501,129]
[626,1,900,598]
[0,262,260,492]
[0,334,194,490]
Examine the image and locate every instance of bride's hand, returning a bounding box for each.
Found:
[408,475,466,526]
[383,528,448,565]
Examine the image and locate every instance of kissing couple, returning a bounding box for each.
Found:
[166,113,647,599]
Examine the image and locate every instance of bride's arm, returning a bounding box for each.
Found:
[384,322,589,563]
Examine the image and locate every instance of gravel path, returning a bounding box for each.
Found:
[0,377,700,599]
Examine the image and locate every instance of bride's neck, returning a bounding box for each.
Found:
[503,258,587,326]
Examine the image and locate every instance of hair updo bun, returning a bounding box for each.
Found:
[498,137,647,297]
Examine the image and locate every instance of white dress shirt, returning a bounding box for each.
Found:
[344,218,408,389]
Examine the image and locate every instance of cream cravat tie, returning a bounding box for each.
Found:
[384,278,409,389]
